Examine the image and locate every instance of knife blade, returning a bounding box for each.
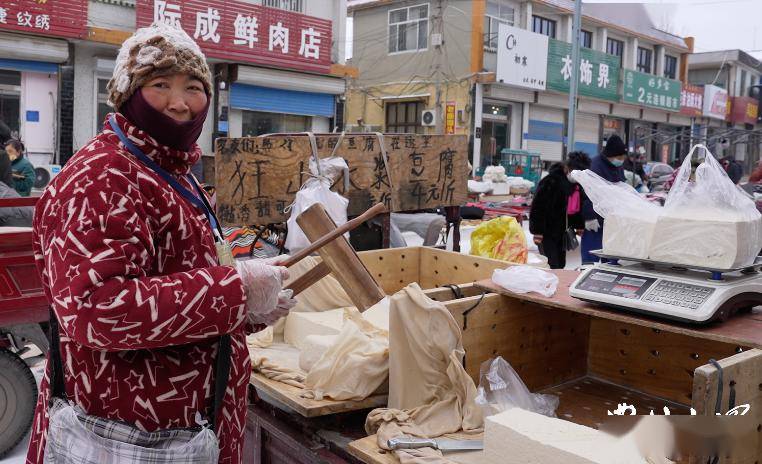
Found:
[387,437,484,452]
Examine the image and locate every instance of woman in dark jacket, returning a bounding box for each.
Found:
[4,139,35,197]
[0,150,33,226]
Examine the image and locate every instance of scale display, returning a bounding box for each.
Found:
[576,270,657,300]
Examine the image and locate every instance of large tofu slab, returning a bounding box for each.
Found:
[650,208,762,269]
[484,409,647,464]
[603,214,656,260]
[284,309,345,350]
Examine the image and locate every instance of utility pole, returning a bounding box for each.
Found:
[566,0,583,158]
[434,0,444,135]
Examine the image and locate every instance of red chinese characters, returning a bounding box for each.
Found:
[0,0,88,39]
[137,0,332,74]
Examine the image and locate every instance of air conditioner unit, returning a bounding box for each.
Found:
[34,164,61,190]
[421,109,437,127]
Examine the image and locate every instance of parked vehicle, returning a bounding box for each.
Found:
[0,196,48,458]
[644,162,675,192]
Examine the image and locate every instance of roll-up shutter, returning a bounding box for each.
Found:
[230,83,335,117]
[527,106,564,161]
[573,113,600,156]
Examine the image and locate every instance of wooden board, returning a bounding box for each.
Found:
[588,318,740,405]
[419,248,512,289]
[475,274,762,349]
[540,376,691,430]
[359,247,424,295]
[250,373,387,418]
[691,349,762,464]
[215,134,468,226]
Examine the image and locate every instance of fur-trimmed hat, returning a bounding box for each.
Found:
[107,23,213,109]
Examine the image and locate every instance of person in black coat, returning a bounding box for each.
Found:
[581,135,627,264]
[530,162,570,269]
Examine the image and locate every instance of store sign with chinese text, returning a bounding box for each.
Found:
[136,0,332,74]
[622,70,681,112]
[445,102,456,134]
[496,23,548,91]
[703,84,729,120]
[679,84,703,117]
[729,96,759,125]
[546,38,620,102]
[0,0,88,39]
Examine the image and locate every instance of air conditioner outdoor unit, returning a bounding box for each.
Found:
[34,164,61,190]
[421,109,437,127]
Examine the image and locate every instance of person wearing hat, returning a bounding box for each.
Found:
[28,23,295,463]
[580,134,627,264]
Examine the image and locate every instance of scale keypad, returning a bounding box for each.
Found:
[643,281,714,310]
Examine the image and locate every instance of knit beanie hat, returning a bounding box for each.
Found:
[107,23,213,110]
[602,134,627,158]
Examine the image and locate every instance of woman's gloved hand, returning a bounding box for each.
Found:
[584,219,600,232]
[235,258,293,325]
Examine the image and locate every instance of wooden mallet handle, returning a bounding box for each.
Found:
[281,202,387,268]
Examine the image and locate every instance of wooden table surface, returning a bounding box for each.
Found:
[474,270,762,349]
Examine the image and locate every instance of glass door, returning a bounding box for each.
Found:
[480,120,509,171]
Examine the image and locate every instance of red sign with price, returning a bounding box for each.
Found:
[0,0,88,39]
[136,0,333,74]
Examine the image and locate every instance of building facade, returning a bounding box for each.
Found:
[688,50,762,172]
[346,0,692,173]
[1,0,351,181]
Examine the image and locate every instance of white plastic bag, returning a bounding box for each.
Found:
[285,156,349,252]
[651,145,762,268]
[570,169,662,259]
[492,265,558,297]
[475,357,559,418]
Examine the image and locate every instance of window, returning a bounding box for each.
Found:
[388,4,429,54]
[261,0,303,13]
[664,55,677,80]
[606,38,624,60]
[532,15,556,38]
[637,47,653,74]
[0,69,21,86]
[580,30,592,49]
[242,111,310,137]
[484,1,515,50]
[386,101,424,133]
[95,78,111,133]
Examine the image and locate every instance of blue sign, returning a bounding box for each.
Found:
[26,111,40,122]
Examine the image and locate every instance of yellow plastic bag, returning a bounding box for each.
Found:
[470,216,528,263]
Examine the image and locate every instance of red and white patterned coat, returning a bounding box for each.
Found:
[28,113,250,463]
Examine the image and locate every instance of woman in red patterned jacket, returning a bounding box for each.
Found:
[27,23,294,463]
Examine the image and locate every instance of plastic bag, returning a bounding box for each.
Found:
[649,145,762,269]
[475,357,559,418]
[492,265,558,297]
[570,169,662,259]
[470,216,528,263]
[285,156,349,252]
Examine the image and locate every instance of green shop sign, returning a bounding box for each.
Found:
[546,38,621,102]
[622,70,682,111]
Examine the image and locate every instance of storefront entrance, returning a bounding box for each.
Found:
[0,69,21,138]
[242,110,311,136]
[480,103,511,169]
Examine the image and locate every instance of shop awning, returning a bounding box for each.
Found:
[230,83,336,118]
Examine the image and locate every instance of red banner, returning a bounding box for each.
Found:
[0,0,88,39]
[679,83,703,117]
[729,96,759,125]
[136,0,332,74]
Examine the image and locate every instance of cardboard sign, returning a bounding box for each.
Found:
[215,134,468,226]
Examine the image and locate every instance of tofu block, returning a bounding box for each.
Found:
[361,297,390,332]
[484,408,647,464]
[298,334,338,372]
[650,208,762,269]
[283,309,345,350]
[603,214,656,260]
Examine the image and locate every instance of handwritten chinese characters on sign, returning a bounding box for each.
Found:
[546,38,620,102]
[215,134,468,226]
[137,0,332,74]
[622,70,682,112]
[0,0,87,38]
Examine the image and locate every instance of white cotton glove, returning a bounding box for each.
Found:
[584,219,600,232]
[235,258,294,325]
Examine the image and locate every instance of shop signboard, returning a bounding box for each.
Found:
[136,0,333,74]
[622,70,681,111]
[0,0,88,39]
[445,102,456,134]
[703,84,729,120]
[546,38,620,102]
[496,23,548,91]
[680,84,704,117]
[729,96,759,125]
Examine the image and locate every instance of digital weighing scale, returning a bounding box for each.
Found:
[569,251,762,324]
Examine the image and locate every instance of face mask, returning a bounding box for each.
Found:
[610,158,624,167]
